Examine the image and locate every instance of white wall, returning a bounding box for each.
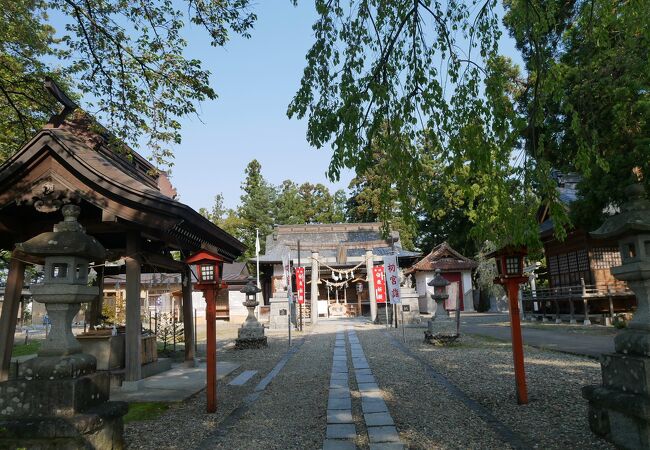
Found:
[461,270,475,312]
[229,291,248,323]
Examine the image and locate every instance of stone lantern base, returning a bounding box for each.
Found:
[0,371,127,449]
[235,325,268,349]
[235,305,268,350]
[582,332,650,449]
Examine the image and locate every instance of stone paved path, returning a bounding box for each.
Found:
[323,326,405,450]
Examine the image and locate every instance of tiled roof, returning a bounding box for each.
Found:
[407,242,477,272]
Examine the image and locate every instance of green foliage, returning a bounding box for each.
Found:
[504,0,650,231]
[156,313,184,353]
[11,340,41,357]
[237,159,276,260]
[289,0,650,248]
[123,402,169,423]
[1,0,256,167]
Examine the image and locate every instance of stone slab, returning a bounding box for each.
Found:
[327,424,357,440]
[358,382,380,392]
[355,368,372,376]
[364,412,395,427]
[331,372,348,381]
[111,361,239,402]
[323,439,357,450]
[329,389,352,400]
[228,370,258,386]
[330,379,350,390]
[360,390,383,400]
[368,426,400,443]
[328,397,352,410]
[352,359,370,369]
[332,366,349,374]
[327,409,353,424]
[362,398,388,413]
[356,374,376,384]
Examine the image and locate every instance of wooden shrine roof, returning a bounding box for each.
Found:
[0,110,245,264]
[406,242,477,273]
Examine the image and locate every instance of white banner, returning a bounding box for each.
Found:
[383,255,401,304]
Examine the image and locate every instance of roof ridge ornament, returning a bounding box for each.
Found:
[44,77,79,125]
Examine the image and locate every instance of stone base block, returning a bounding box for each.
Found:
[269,297,290,330]
[235,336,268,350]
[602,353,650,395]
[615,329,650,356]
[583,384,650,449]
[0,400,128,450]
[19,353,97,380]
[397,292,421,325]
[0,372,109,417]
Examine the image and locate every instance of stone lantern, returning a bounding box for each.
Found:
[0,204,127,449]
[583,182,650,448]
[235,276,267,349]
[428,269,451,321]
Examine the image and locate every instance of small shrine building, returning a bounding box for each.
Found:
[406,242,478,313]
[0,87,244,383]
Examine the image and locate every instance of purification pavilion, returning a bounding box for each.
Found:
[256,223,419,322]
[0,84,244,383]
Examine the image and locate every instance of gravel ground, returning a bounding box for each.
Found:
[124,317,613,449]
[209,323,338,450]
[125,326,302,449]
[354,324,510,449]
[371,324,614,449]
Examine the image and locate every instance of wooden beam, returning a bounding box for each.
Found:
[0,257,26,381]
[125,231,142,382]
[182,267,195,365]
[141,252,186,272]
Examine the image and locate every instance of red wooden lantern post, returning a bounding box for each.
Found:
[185,251,226,413]
[487,246,529,405]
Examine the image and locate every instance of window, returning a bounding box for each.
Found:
[200,264,215,281]
[505,256,520,275]
[52,263,68,278]
[593,247,621,269]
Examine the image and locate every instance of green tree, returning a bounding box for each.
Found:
[199,193,245,239]
[274,180,304,225]
[238,159,276,259]
[289,1,578,249]
[1,0,256,166]
[345,143,418,251]
[503,0,650,231]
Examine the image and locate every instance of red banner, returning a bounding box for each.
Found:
[295,267,305,304]
[373,265,386,303]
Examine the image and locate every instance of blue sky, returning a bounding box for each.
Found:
[166,2,352,211]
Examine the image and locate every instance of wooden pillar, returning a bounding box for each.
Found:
[0,257,26,381]
[182,267,195,365]
[366,249,377,322]
[608,285,615,323]
[581,278,591,325]
[125,231,142,382]
[506,280,528,405]
[205,287,217,413]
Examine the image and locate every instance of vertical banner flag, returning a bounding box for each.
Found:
[372,265,386,303]
[383,255,401,304]
[295,267,305,304]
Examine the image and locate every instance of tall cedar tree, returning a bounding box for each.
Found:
[238,160,276,260]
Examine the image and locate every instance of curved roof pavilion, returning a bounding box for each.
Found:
[0,93,245,382]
